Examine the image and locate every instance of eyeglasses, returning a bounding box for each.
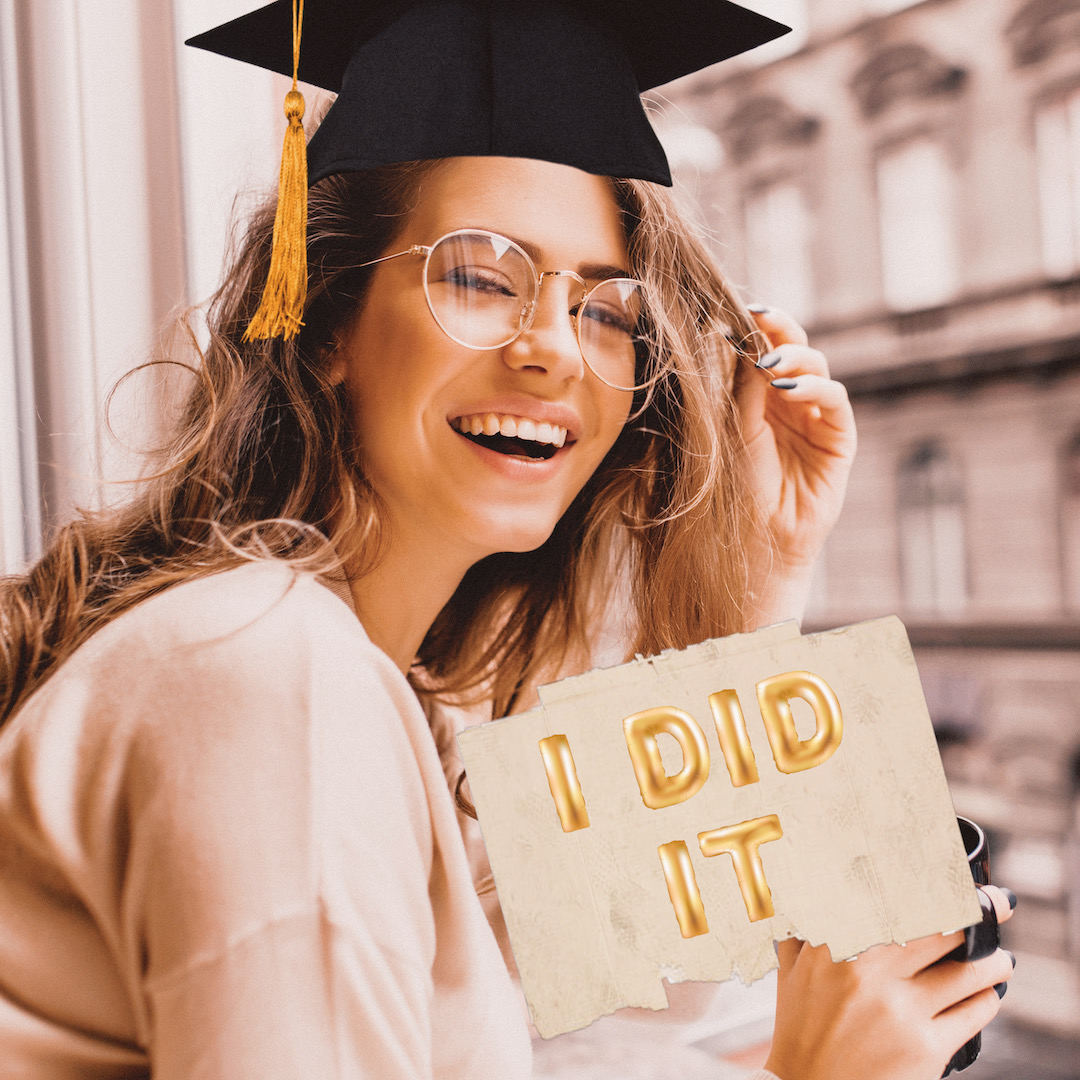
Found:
[357,229,654,392]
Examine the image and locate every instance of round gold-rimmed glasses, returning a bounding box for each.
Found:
[357,228,654,392]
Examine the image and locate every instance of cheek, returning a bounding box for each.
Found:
[342,301,441,417]
[570,394,632,495]
[597,391,634,452]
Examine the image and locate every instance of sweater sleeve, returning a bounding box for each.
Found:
[113,570,440,1080]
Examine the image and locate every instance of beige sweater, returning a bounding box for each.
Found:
[0,562,532,1079]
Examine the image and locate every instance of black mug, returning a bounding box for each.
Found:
[942,816,997,1076]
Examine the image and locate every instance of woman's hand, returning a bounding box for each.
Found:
[735,306,857,625]
[764,885,1017,1080]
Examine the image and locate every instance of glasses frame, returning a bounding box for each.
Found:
[356,228,652,392]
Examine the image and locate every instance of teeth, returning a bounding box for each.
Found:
[452,413,568,448]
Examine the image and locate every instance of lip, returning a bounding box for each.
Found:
[446,397,582,444]
[452,425,572,478]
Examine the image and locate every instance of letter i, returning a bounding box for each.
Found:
[538,735,590,832]
[708,690,759,786]
[658,840,709,938]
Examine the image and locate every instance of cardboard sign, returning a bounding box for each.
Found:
[457,617,981,1038]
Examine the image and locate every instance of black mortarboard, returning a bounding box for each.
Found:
[186,0,788,339]
[188,0,789,187]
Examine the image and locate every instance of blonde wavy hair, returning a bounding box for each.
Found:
[0,158,765,728]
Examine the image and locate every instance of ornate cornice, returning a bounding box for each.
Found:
[1006,0,1080,65]
[719,95,821,164]
[850,43,968,118]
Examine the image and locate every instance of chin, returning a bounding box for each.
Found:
[471,515,562,558]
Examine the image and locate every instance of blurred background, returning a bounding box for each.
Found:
[1,0,1077,1074]
[655,0,1080,1073]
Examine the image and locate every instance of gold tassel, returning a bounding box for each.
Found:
[245,0,307,341]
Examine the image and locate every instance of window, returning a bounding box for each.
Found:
[744,182,815,323]
[898,442,968,616]
[1061,430,1080,612]
[876,139,961,311]
[0,2,39,572]
[1035,90,1080,279]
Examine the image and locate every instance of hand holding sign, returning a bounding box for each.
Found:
[766,884,1014,1080]
[458,617,993,1040]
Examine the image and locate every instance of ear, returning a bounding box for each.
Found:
[327,351,348,387]
[322,340,348,387]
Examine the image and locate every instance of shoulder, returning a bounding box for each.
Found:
[81,560,373,683]
[11,561,422,768]
[101,559,361,658]
[3,561,437,881]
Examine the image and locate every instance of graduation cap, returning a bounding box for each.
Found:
[187,0,789,339]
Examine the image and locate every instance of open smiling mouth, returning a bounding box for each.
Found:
[460,431,557,460]
[450,415,568,462]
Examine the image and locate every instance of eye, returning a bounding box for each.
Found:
[580,300,636,336]
[442,264,518,297]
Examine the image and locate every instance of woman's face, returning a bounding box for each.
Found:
[333,156,634,565]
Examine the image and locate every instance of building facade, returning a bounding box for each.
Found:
[665,0,1080,1033]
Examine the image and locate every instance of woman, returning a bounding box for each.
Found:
[0,3,1013,1078]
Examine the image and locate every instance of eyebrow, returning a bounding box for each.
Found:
[499,232,631,281]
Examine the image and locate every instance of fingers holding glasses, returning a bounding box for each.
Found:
[732,303,831,428]
[741,305,829,380]
[745,303,811,350]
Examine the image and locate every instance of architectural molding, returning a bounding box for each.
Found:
[850,42,968,118]
[1006,0,1080,66]
[803,619,1080,649]
[718,94,821,164]
[840,334,1080,398]
[905,622,1080,649]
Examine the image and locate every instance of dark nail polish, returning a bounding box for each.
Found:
[771,378,798,390]
[994,982,1007,999]
[756,349,783,370]
[1005,950,1016,969]
[1002,887,1017,910]
[747,304,771,314]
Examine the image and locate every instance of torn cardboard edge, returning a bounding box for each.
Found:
[459,616,981,1038]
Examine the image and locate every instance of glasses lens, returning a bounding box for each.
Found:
[578,278,650,391]
[424,232,534,349]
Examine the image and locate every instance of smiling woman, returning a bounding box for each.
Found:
[0,2,1015,1079]
[332,159,638,668]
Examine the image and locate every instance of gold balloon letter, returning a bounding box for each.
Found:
[623,707,709,809]
[658,840,709,938]
[756,670,843,774]
[708,690,759,787]
[539,734,590,832]
[698,815,784,922]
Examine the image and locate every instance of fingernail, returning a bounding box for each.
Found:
[1005,950,1016,969]
[747,304,771,314]
[756,349,783,370]
[1002,887,1017,910]
[771,378,798,389]
[995,982,1008,999]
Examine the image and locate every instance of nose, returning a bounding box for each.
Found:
[502,273,585,383]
